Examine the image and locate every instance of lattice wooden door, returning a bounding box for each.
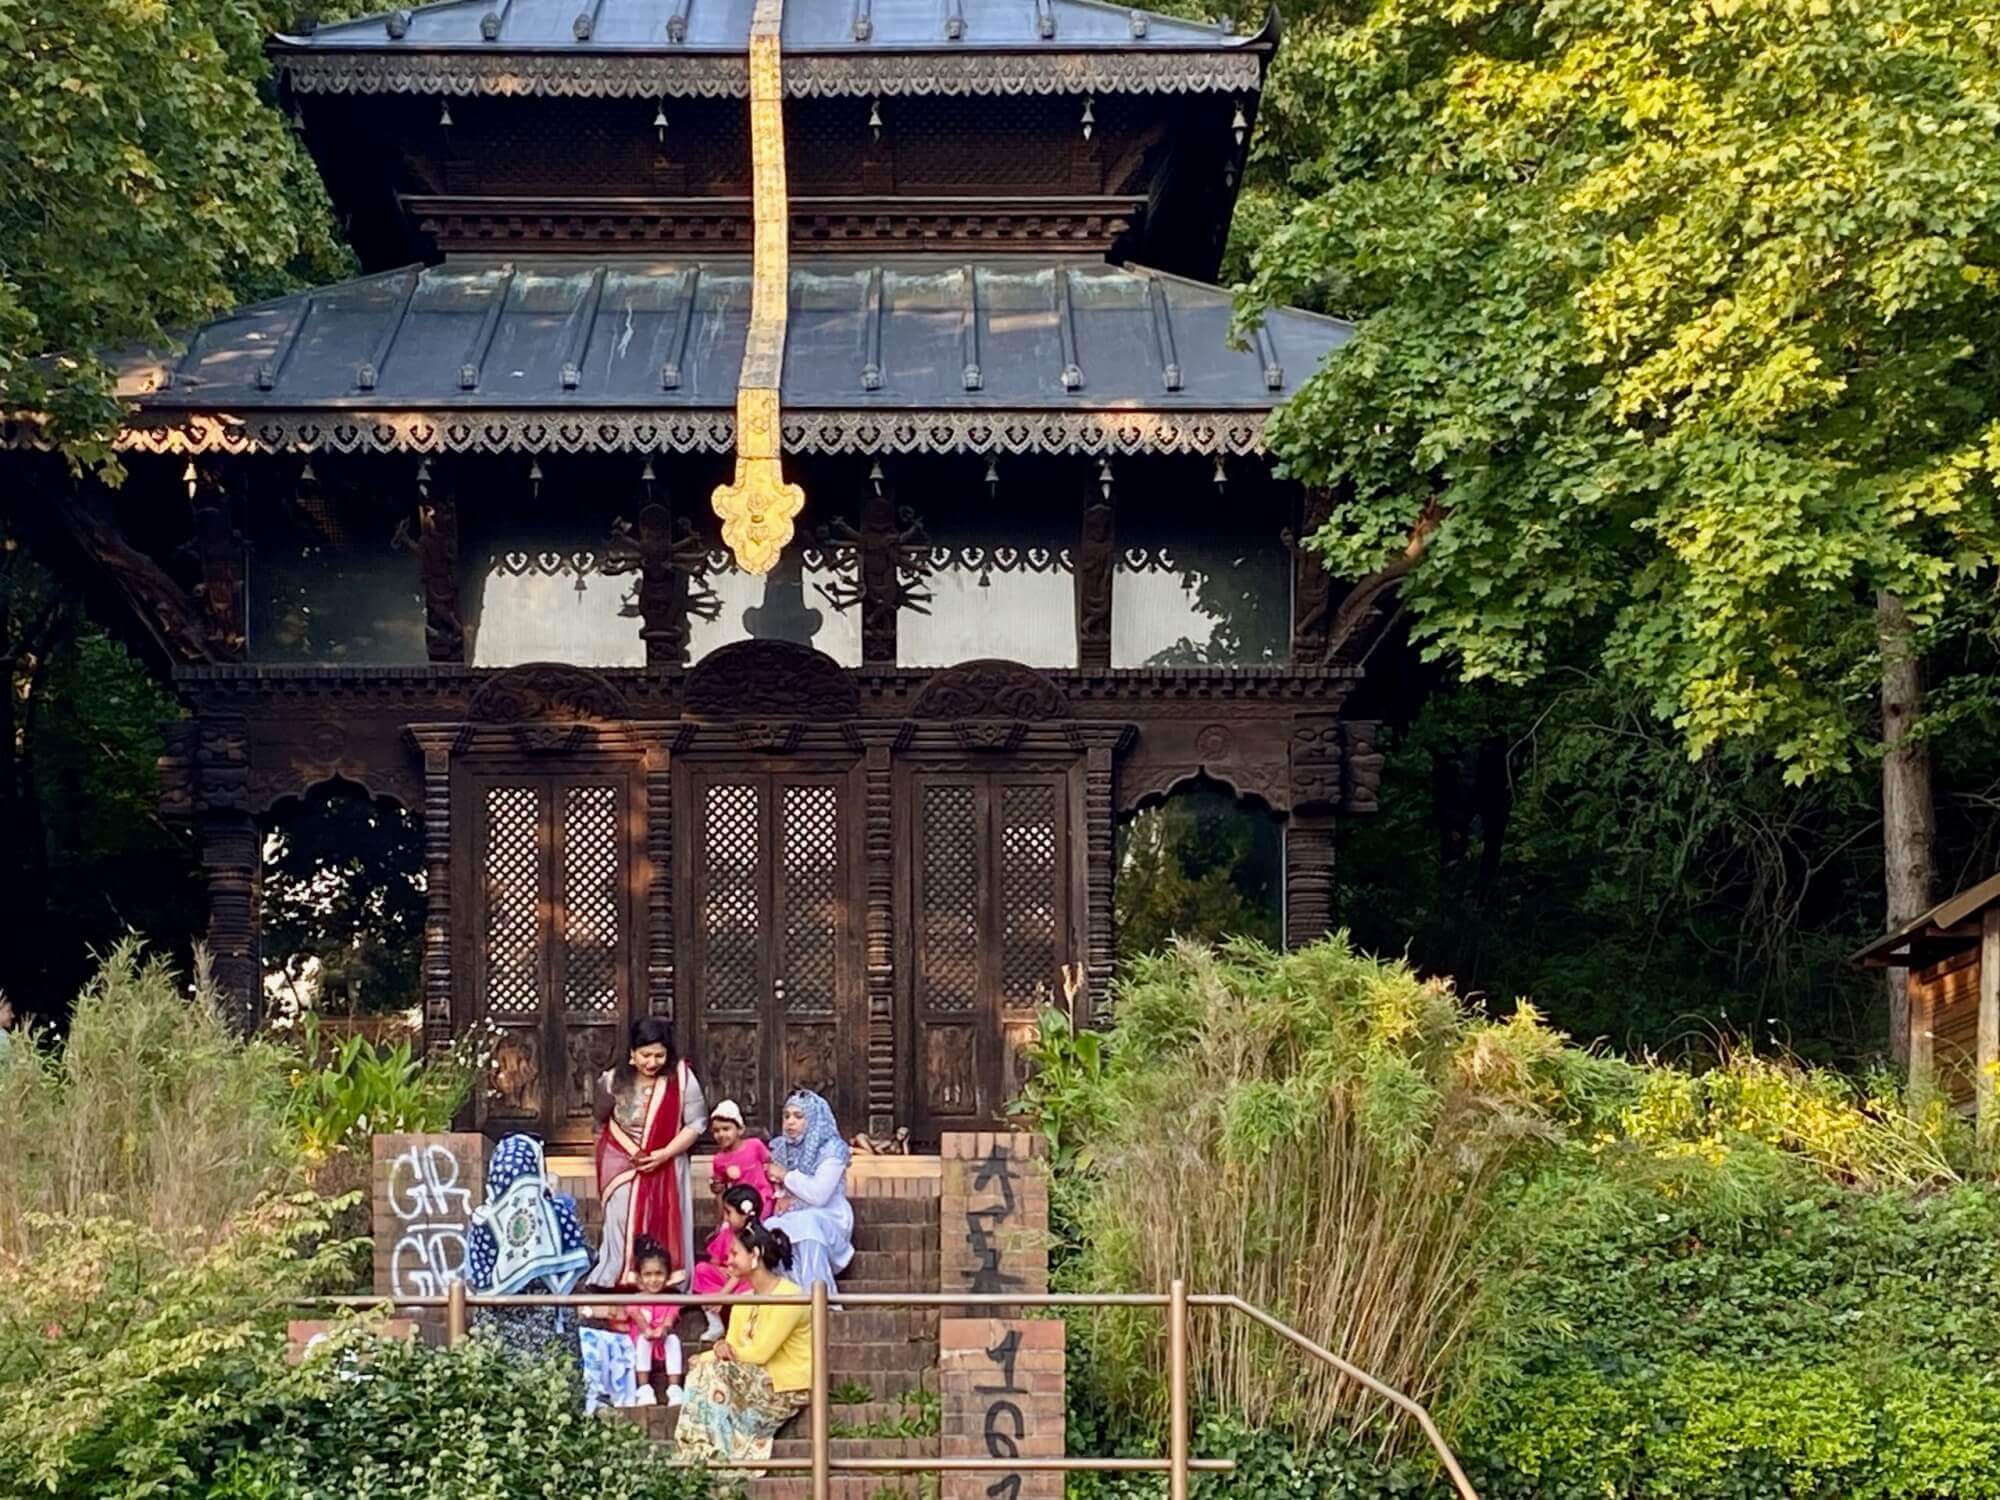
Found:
[463,773,636,1143]
[679,769,859,1137]
[902,769,1077,1136]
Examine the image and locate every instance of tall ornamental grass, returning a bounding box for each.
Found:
[0,939,302,1259]
[1043,937,1631,1449]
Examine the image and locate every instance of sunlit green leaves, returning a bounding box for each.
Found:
[1247,0,2000,775]
[0,0,358,464]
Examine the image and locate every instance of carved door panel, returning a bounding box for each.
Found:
[902,768,1077,1137]
[462,772,637,1144]
[679,768,860,1137]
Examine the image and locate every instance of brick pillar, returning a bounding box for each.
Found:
[372,1133,487,1338]
[940,1319,1065,1500]
[940,1132,1049,1306]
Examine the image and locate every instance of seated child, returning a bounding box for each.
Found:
[624,1237,685,1407]
[691,1183,763,1343]
[706,1099,775,1218]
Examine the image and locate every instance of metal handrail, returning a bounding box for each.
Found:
[302,1284,1478,1499]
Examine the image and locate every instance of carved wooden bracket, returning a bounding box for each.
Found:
[950,720,1028,753]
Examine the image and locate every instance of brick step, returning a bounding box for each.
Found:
[739,1478,926,1500]
[772,1436,938,1460]
[823,1365,938,1400]
[827,1309,936,1340]
[834,1277,942,1295]
[850,1225,935,1252]
[796,1399,936,1437]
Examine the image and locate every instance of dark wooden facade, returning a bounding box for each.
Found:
[9,0,1396,1144]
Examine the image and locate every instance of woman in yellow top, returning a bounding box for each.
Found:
[670,1220,812,1473]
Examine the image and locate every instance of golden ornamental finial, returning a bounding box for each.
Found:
[712,0,801,576]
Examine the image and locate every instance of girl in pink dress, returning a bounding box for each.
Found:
[625,1238,686,1405]
[692,1183,763,1342]
[706,1100,775,1216]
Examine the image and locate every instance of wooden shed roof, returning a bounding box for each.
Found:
[1851,871,2000,968]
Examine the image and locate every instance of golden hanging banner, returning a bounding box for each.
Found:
[711,0,804,576]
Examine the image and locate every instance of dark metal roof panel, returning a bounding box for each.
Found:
[283,0,1245,51]
[115,258,1352,412]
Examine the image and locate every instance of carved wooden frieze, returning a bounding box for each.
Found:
[909,659,1072,721]
[683,639,860,719]
[467,663,630,723]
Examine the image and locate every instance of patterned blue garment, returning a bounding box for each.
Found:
[579,1326,641,1414]
[465,1134,591,1368]
[466,1134,592,1296]
[769,1090,852,1178]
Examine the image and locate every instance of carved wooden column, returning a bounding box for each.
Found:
[1076,725,1130,1027]
[407,727,458,1051]
[857,722,901,1134]
[858,475,899,671]
[1285,716,1344,948]
[186,463,246,659]
[644,738,675,1018]
[195,716,259,1029]
[414,462,465,663]
[1076,460,1115,672]
[1291,487,1334,664]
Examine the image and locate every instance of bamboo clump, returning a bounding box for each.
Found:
[1066,938,1578,1453]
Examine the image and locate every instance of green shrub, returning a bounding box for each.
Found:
[0,940,303,1259]
[0,1194,359,1496]
[212,1337,723,1500]
[0,1196,721,1500]
[1044,935,2000,1496]
[284,1013,494,1166]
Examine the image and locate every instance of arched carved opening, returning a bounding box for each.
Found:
[1115,775,1282,961]
[261,776,425,1021]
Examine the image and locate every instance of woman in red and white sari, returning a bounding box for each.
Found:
[585,1017,707,1290]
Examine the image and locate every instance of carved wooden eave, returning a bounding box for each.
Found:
[272,47,1264,100]
[65,410,1277,458]
[168,661,1362,709]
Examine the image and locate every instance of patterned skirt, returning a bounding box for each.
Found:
[670,1351,808,1476]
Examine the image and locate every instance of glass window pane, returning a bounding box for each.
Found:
[900,478,1076,668]
[1113,486,1290,668]
[247,486,427,665]
[460,483,641,668]
[687,539,862,667]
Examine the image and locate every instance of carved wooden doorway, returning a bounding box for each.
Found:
[457,769,639,1145]
[676,764,863,1136]
[899,766,1081,1137]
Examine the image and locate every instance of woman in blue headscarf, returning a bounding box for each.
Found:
[760,1090,854,1297]
[466,1134,592,1364]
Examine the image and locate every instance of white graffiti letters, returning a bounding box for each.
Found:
[386,1143,475,1298]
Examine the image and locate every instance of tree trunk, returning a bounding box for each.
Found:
[1878,590,1937,1066]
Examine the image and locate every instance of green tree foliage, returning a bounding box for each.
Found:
[1245,0,2000,781]
[0,0,358,464]
[0,544,204,1022]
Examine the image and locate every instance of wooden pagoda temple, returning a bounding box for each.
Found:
[5,0,1392,1145]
